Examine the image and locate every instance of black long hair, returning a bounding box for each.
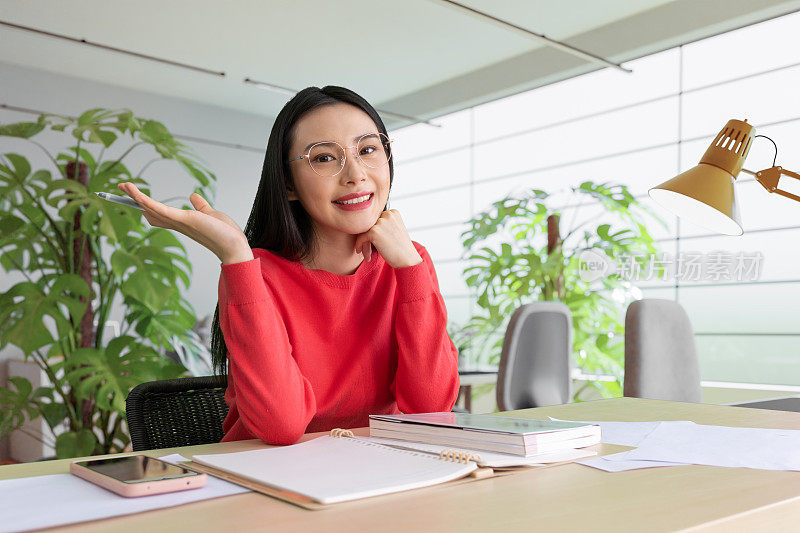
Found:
[210,86,394,376]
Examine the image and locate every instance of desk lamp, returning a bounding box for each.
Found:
[649,119,800,235]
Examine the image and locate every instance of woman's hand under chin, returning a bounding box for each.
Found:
[353,209,422,268]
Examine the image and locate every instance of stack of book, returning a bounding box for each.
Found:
[369,412,601,456]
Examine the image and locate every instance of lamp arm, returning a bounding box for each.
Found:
[754,166,800,204]
[781,168,800,180]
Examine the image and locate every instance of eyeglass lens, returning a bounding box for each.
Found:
[308,133,391,177]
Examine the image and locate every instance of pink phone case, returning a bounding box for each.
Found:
[70,458,207,497]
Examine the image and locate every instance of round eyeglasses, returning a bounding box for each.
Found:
[287,133,392,177]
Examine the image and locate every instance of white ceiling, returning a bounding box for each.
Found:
[1,0,799,128]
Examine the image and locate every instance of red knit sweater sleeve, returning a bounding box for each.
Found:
[218,257,316,445]
[391,243,460,412]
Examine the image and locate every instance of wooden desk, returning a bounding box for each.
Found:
[4,397,800,532]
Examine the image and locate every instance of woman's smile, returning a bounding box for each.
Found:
[332,192,374,211]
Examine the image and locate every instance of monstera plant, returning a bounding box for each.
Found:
[460,181,665,400]
[0,108,215,458]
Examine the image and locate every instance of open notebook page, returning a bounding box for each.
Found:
[191,436,477,505]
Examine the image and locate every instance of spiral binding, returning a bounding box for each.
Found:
[438,449,483,464]
[329,429,482,465]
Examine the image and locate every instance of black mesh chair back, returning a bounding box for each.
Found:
[126,375,229,451]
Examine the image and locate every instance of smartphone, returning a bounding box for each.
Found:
[70,455,207,497]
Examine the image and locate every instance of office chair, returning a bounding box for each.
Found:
[126,375,229,451]
[496,302,573,410]
[623,299,702,402]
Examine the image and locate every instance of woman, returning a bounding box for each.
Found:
[119,86,460,445]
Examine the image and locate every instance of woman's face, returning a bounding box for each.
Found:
[287,103,391,238]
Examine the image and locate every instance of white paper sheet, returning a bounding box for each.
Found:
[549,417,680,446]
[558,419,800,472]
[0,454,249,533]
[549,419,693,471]
[578,451,686,472]
[608,422,800,471]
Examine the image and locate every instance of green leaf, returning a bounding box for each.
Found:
[141,119,170,141]
[0,377,38,437]
[36,108,132,147]
[10,376,32,397]
[55,429,98,458]
[111,229,192,310]
[77,108,108,127]
[38,401,68,429]
[89,159,134,192]
[56,147,98,174]
[0,122,45,139]
[6,153,31,180]
[145,228,185,252]
[123,270,176,311]
[46,178,136,241]
[0,214,57,274]
[0,274,90,353]
[0,214,26,238]
[66,336,183,414]
[178,157,212,187]
[0,153,34,205]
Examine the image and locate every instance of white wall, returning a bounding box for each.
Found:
[0,61,273,458]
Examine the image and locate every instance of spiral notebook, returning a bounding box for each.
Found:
[189,431,483,508]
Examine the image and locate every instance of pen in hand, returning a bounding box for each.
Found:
[96,192,144,211]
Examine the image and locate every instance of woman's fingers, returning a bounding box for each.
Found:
[121,183,161,211]
[119,183,178,219]
[354,232,373,262]
[189,192,214,214]
[357,209,422,268]
[141,211,165,228]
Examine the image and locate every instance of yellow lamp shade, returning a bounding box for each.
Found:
[649,119,753,236]
[649,163,743,236]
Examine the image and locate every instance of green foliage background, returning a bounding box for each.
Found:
[456,182,664,400]
[0,109,215,458]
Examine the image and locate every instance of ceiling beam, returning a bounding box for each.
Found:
[433,0,632,73]
[382,0,800,126]
[0,20,225,77]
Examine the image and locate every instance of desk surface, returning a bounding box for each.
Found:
[4,397,800,533]
[457,365,498,375]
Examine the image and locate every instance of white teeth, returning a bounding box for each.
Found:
[336,194,371,205]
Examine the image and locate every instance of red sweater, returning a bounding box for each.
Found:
[217,242,460,445]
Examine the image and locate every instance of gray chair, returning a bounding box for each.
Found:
[623,299,702,402]
[496,302,572,410]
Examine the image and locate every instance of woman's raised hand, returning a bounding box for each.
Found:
[353,209,422,269]
[118,182,254,265]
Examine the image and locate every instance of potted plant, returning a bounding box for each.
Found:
[0,108,215,458]
[459,181,664,399]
